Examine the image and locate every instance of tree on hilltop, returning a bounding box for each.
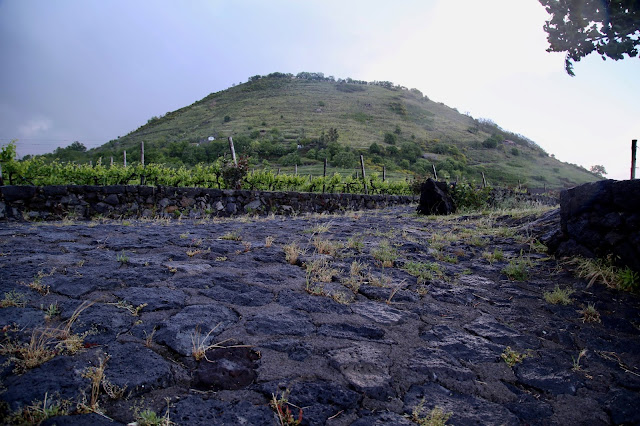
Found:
[539,0,640,75]
[590,164,607,177]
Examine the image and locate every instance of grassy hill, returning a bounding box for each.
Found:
[74,72,598,190]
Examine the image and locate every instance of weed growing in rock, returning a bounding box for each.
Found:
[109,300,147,316]
[543,286,575,305]
[312,237,342,256]
[529,239,548,254]
[179,233,190,239]
[343,261,366,293]
[467,235,488,247]
[437,253,459,264]
[144,326,157,348]
[403,261,435,284]
[24,268,56,295]
[568,256,640,291]
[117,251,129,264]
[367,268,392,288]
[0,290,27,308]
[220,230,242,241]
[579,304,601,323]
[371,228,396,238]
[190,324,249,362]
[372,240,397,267]
[134,402,175,426]
[42,303,60,321]
[347,234,364,252]
[186,249,201,257]
[0,301,94,372]
[270,390,303,426]
[6,392,70,425]
[572,349,588,372]
[80,355,114,412]
[265,236,275,247]
[305,259,337,295]
[482,248,504,264]
[501,252,532,281]
[501,346,527,367]
[387,281,407,304]
[332,291,352,305]
[410,398,452,426]
[0,328,57,373]
[305,222,332,234]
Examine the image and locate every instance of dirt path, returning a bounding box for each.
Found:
[0,206,638,425]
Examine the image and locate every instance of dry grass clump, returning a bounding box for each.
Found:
[190,324,250,362]
[579,304,601,323]
[283,242,303,265]
[312,237,342,256]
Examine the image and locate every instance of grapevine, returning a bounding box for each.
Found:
[0,156,413,196]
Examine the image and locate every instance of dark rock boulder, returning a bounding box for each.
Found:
[416,179,456,215]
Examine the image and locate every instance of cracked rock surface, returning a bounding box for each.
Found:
[1,206,639,425]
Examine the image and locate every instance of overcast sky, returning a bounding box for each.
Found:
[1,0,638,180]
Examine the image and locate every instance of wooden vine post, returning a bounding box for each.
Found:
[323,158,327,193]
[482,172,487,188]
[382,165,386,182]
[632,139,637,180]
[124,150,127,167]
[228,136,237,166]
[140,141,145,185]
[360,154,367,194]
[432,164,438,181]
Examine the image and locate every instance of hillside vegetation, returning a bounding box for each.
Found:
[49,72,599,189]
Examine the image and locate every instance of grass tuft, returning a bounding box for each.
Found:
[543,285,575,305]
[411,398,452,425]
[501,346,527,367]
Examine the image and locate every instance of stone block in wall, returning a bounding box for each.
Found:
[43,186,68,196]
[138,186,155,197]
[0,186,36,202]
[104,194,119,206]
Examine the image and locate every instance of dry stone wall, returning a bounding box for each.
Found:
[550,179,640,272]
[0,185,418,220]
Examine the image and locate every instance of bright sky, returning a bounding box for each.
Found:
[1,0,638,180]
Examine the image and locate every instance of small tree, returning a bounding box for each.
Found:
[590,164,607,178]
[0,140,18,184]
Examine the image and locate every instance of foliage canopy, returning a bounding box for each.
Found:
[539,0,640,75]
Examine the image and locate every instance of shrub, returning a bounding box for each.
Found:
[384,132,397,145]
[221,156,249,189]
[482,134,501,149]
[451,182,492,211]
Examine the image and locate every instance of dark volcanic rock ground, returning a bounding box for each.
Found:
[0,206,639,425]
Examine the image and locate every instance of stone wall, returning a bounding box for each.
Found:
[0,185,418,221]
[551,179,640,272]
